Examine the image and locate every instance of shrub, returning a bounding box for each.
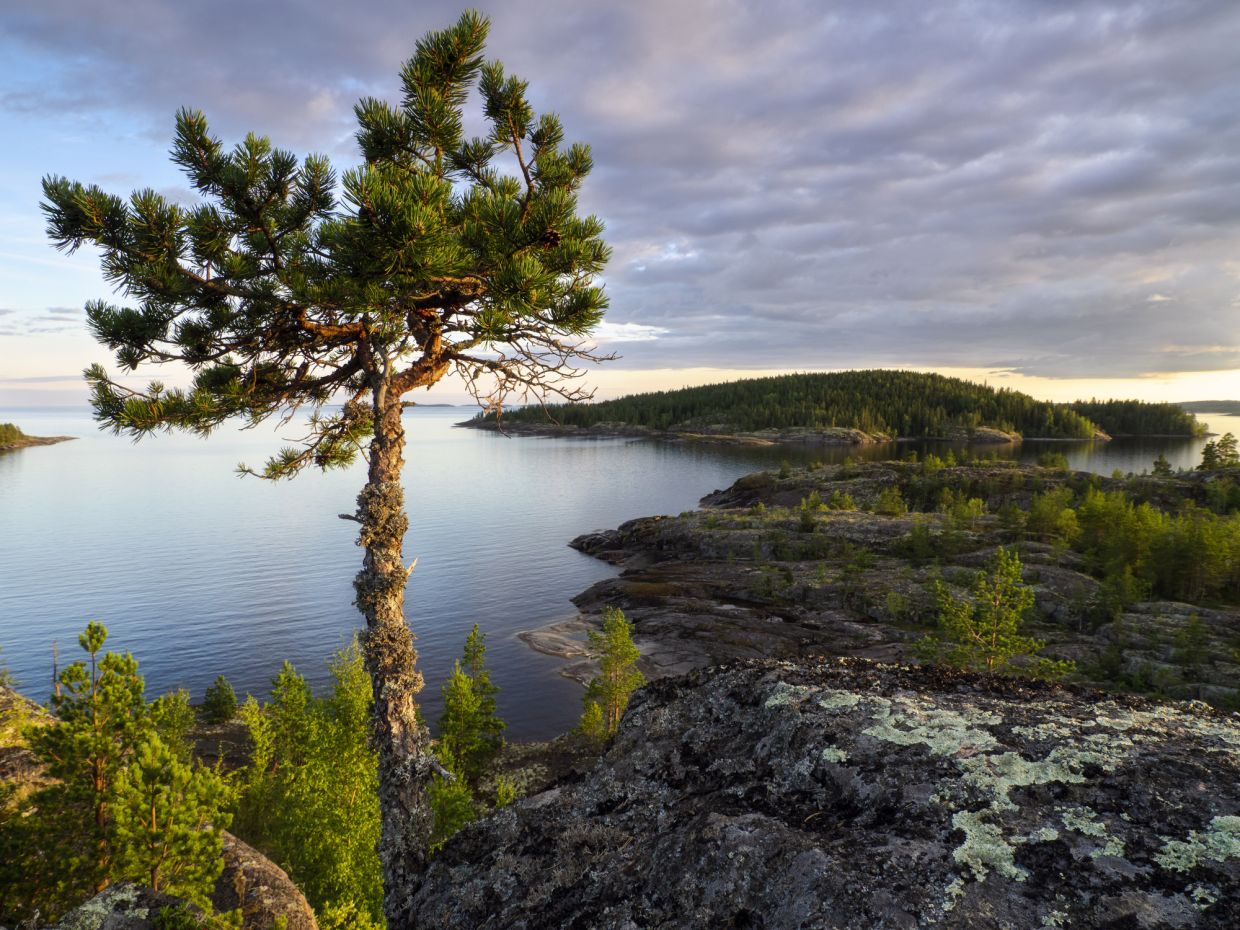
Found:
[203,675,237,724]
[873,486,908,516]
[1037,450,1070,470]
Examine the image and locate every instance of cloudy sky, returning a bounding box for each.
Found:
[2,0,1238,405]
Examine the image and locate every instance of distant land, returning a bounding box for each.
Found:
[463,371,1202,445]
[1180,400,1240,416]
[0,422,74,452]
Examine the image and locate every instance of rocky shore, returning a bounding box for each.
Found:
[538,461,1240,707]
[0,434,74,452]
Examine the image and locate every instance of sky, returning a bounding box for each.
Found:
[1,0,1238,407]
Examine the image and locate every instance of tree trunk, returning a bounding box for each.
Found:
[354,390,434,926]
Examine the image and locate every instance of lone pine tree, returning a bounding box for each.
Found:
[40,10,609,922]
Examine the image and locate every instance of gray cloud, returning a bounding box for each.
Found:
[5,0,1240,379]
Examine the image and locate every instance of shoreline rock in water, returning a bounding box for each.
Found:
[0,434,75,452]
[410,657,1240,929]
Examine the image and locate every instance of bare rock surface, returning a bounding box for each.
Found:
[409,658,1240,929]
[211,832,319,930]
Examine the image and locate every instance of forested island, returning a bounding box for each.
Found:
[463,371,1202,443]
[0,423,73,452]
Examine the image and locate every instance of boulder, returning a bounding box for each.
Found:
[211,832,318,930]
[410,658,1240,929]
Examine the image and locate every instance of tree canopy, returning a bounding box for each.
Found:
[40,10,611,922]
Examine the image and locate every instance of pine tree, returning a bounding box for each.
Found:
[203,675,237,724]
[1200,440,1221,470]
[0,624,233,925]
[1152,453,1173,477]
[1218,432,1239,466]
[459,625,504,770]
[111,736,233,904]
[41,13,609,916]
[581,608,645,741]
[437,662,483,776]
[918,547,1069,678]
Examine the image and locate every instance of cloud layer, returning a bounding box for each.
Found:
[5,0,1239,378]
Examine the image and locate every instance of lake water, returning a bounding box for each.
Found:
[2,406,1237,739]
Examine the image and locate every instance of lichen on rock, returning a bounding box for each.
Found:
[408,657,1240,929]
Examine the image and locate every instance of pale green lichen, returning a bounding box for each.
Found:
[59,885,145,930]
[1188,882,1220,909]
[1040,908,1069,928]
[863,699,1001,757]
[1061,807,1108,838]
[816,691,862,712]
[1027,826,1060,843]
[763,682,814,709]
[952,809,1028,881]
[960,748,1102,812]
[820,746,849,764]
[1155,816,1240,872]
[940,876,966,913]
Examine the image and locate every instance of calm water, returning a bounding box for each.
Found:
[2,406,1236,738]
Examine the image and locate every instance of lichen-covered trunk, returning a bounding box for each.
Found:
[353,391,434,927]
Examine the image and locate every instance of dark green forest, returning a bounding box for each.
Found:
[481,371,1200,439]
[1068,400,1204,436]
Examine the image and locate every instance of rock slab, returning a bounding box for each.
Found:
[410,658,1240,929]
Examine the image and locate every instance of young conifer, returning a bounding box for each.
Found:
[581,608,645,741]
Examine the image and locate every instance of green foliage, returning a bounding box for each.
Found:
[1067,399,1202,437]
[235,642,382,926]
[152,688,197,761]
[481,370,1112,438]
[827,490,856,511]
[112,735,233,903]
[427,759,477,855]
[0,623,231,925]
[1152,453,1173,477]
[1200,433,1238,471]
[443,625,504,781]
[938,488,985,530]
[580,608,645,743]
[873,486,908,516]
[579,700,607,745]
[918,548,1070,678]
[1026,487,1080,544]
[0,424,27,445]
[203,675,238,724]
[1036,450,1070,470]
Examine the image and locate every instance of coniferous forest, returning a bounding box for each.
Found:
[481,370,1202,439]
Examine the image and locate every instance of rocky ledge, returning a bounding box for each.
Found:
[411,658,1239,929]
[553,462,1240,706]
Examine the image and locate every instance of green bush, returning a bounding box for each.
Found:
[203,675,237,724]
[235,642,382,926]
[873,486,908,516]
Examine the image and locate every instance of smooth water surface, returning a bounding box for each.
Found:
[1,406,1236,738]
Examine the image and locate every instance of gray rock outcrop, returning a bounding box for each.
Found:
[410,658,1240,929]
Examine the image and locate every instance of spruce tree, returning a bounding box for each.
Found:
[41,11,609,919]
